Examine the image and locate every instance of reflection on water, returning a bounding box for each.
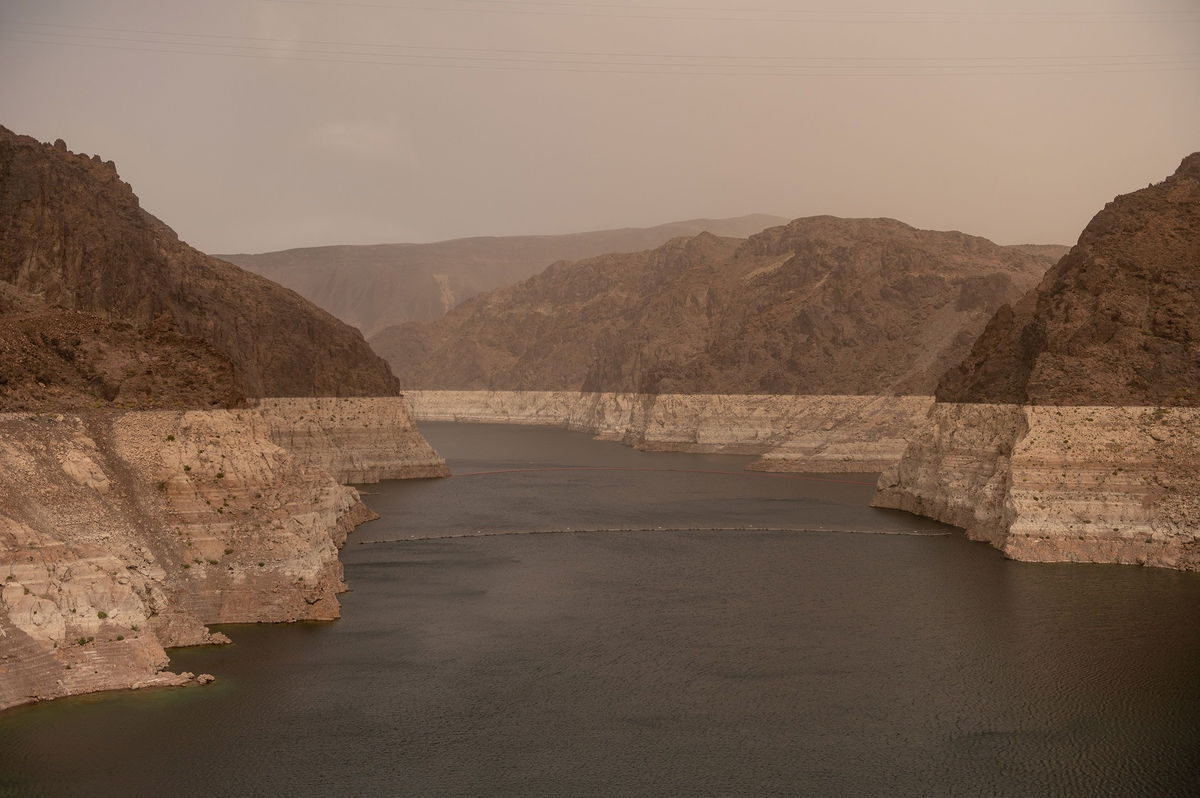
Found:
[1,422,1198,797]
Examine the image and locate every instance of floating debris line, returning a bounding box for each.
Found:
[356,526,952,544]
[449,466,878,486]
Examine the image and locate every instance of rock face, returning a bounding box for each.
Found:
[875,404,1200,568]
[876,154,1200,569]
[408,390,934,472]
[938,154,1200,406]
[220,215,787,337]
[373,217,1056,395]
[0,408,373,710]
[0,126,398,398]
[0,399,448,710]
[0,284,243,412]
[257,397,450,483]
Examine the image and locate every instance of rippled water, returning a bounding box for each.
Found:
[2,422,1199,797]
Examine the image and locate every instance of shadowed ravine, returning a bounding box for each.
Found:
[1,422,1198,797]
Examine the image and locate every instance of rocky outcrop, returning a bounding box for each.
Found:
[877,153,1200,569]
[875,404,1200,569]
[374,217,1058,395]
[407,390,932,471]
[256,397,450,483]
[0,126,398,398]
[0,400,448,711]
[221,215,787,337]
[937,153,1200,406]
[0,284,243,412]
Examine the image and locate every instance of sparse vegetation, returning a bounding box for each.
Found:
[97,611,108,619]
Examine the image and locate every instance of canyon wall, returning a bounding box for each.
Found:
[256,397,450,483]
[0,127,398,398]
[876,153,1200,569]
[0,399,447,711]
[407,390,932,471]
[874,404,1199,569]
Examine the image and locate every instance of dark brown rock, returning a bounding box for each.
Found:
[0,126,398,398]
[937,153,1200,406]
[372,217,1056,395]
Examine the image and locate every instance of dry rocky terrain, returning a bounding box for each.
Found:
[221,215,787,337]
[0,127,397,398]
[373,217,1059,396]
[0,128,447,710]
[877,153,1200,569]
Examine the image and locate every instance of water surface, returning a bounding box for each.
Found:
[2,422,1199,797]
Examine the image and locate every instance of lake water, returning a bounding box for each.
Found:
[2,422,1199,797]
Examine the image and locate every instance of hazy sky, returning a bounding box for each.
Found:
[1,0,1197,253]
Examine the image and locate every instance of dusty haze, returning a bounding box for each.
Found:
[1,0,1197,253]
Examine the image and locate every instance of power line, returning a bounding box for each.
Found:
[262,0,1200,25]
[13,20,1200,65]
[7,33,1200,77]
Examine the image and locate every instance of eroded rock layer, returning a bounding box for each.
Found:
[407,390,932,471]
[878,154,1200,569]
[874,404,1200,569]
[0,399,447,710]
[257,397,450,483]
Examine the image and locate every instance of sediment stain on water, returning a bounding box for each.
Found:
[1,422,1199,797]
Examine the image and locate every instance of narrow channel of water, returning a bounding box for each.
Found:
[1,422,1198,796]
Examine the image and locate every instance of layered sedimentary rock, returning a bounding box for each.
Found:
[221,215,786,336]
[374,217,1056,395]
[875,404,1200,568]
[0,127,397,398]
[257,397,450,483]
[0,408,375,710]
[408,390,932,471]
[876,153,1200,569]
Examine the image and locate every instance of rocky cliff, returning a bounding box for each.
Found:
[0,283,243,412]
[0,397,448,711]
[372,217,1057,396]
[0,127,397,398]
[0,408,371,710]
[408,390,933,472]
[221,215,787,337]
[257,397,450,483]
[876,153,1200,569]
[937,154,1200,406]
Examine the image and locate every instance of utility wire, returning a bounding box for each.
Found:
[6,33,1200,76]
[263,0,1200,25]
[13,20,1200,65]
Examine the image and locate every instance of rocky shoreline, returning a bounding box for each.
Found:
[405,389,932,472]
[0,397,446,711]
[873,404,1200,569]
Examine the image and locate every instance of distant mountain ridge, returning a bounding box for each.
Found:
[371,215,1063,395]
[220,214,788,337]
[0,126,399,401]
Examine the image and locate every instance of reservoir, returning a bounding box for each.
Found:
[2,422,1199,796]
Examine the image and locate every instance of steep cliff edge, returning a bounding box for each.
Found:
[876,154,1200,569]
[937,153,1200,406]
[257,397,450,483]
[0,127,397,397]
[0,127,449,710]
[0,408,374,710]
